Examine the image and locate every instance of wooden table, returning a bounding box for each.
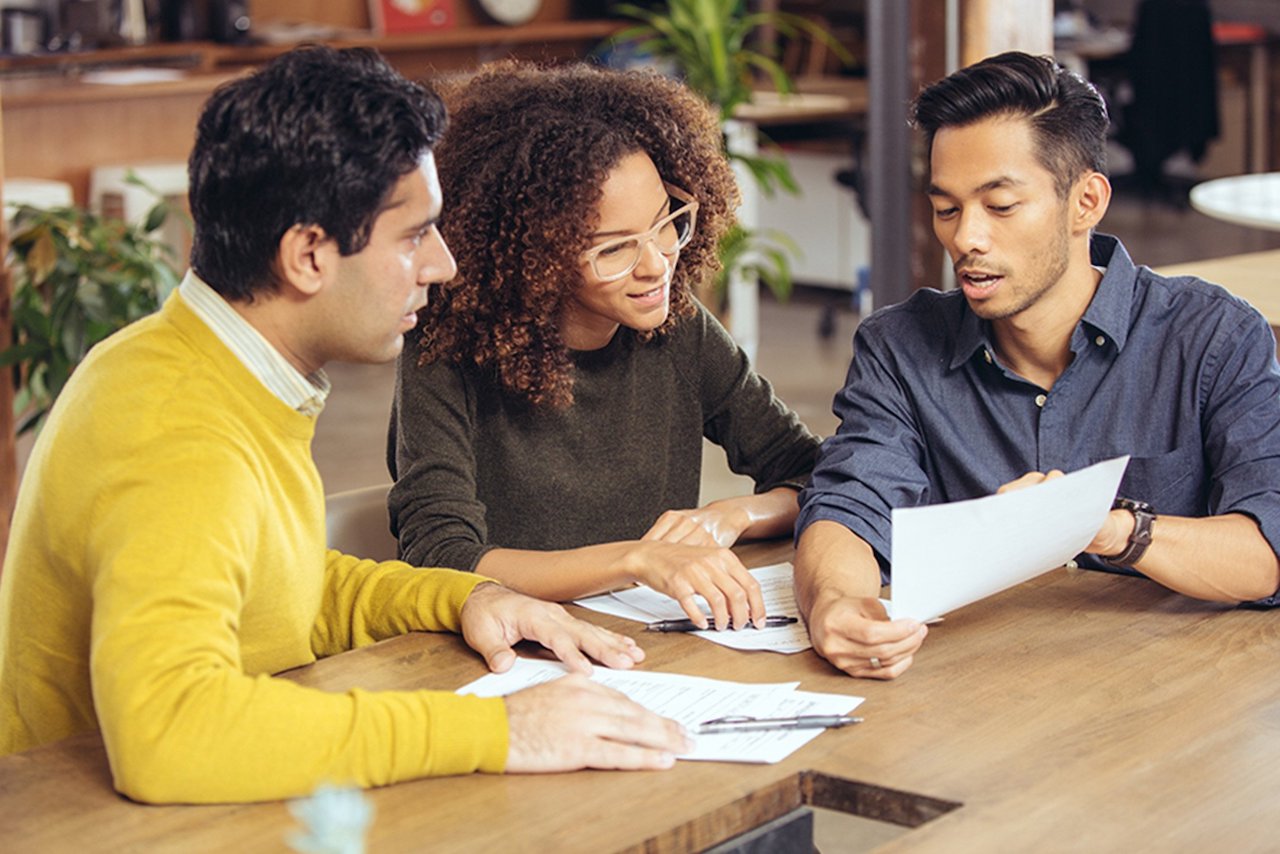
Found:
[1155,249,1280,331]
[3,540,1279,852]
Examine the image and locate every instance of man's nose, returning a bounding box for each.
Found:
[952,210,990,255]
[420,230,457,285]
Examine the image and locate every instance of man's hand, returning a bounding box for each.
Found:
[806,591,927,680]
[997,470,1133,557]
[626,541,766,630]
[460,583,645,674]
[504,675,693,772]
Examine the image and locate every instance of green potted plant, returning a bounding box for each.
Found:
[2,185,183,436]
[609,0,851,312]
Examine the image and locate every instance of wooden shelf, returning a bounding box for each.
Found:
[0,21,624,203]
[0,21,623,79]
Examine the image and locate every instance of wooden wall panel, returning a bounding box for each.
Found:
[0,97,14,566]
[252,0,371,29]
[3,90,207,203]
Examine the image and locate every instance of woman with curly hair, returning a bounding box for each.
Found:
[388,61,820,630]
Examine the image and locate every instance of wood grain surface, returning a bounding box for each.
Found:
[3,541,1278,852]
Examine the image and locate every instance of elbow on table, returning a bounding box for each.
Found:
[106,730,235,805]
[108,743,199,805]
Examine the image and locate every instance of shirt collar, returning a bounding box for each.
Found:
[1079,232,1136,351]
[949,232,1136,370]
[178,270,331,415]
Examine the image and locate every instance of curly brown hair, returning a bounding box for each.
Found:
[420,60,739,408]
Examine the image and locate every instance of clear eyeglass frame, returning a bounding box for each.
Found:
[579,184,699,283]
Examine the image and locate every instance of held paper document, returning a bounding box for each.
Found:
[890,456,1129,623]
[574,563,811,653]
[457,657,863,763]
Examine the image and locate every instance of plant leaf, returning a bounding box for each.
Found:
[27,228,58,285]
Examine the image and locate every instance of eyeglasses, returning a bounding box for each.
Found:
[580,184,699,283]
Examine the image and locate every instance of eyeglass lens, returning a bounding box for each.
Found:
[592,198,694,280]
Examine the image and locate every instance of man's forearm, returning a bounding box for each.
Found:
[793,520,884,617]
[1127,513,1280,603]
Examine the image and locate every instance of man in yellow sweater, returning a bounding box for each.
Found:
[0,45,690,803]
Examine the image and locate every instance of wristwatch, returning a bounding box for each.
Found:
[1105,497,1156,568]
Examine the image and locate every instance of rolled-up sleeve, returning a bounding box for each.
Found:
[1200,311,1280,605]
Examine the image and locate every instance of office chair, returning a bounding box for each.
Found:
[325,483,398,562]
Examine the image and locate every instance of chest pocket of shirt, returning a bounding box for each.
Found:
[1117,443,1204,516]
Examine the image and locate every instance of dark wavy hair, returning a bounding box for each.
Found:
[420,60,738,408]
[188,45,447,301]
[910,51,1109,197]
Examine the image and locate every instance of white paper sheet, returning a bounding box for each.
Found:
[457,657,863,763]
[890,456,1129,622]
[574,563,811,653]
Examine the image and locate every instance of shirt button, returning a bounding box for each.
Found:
[1035,393,1047,407]
[1065,559,1079,569]
[984,349,993,364]
[1094,335,1105,347]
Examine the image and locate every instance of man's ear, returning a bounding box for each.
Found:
[1071,171,1112,235]
[275,224,335,297]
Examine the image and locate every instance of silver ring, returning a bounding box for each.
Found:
[869,656,882,669]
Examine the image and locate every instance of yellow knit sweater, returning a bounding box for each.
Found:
[0,293,508,802]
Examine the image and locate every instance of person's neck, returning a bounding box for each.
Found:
[231,294,321,376]
[990,262,1102,392]
[560,312,621,352]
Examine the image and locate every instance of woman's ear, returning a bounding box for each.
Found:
[275,224,335,297]
[1071,171,1112,235]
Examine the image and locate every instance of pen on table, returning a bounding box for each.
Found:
[695,715,863,735]
[644,615,800,632]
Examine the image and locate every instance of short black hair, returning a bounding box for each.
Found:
[188,45,446,301]
[910,51,1108,197]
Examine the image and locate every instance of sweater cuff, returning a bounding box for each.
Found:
[426,692,509,775]
[413,569,500,634]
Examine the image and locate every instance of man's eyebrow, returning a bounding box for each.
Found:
[399,211,441,236]
[928,176,1023,197]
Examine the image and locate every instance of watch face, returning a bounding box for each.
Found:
[477,0,541,25]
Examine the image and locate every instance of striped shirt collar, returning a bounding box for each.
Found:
[179,270,330,416]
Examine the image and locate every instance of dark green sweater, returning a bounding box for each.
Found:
[388,303,820,572]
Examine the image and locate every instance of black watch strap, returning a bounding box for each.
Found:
[1105,497,1156,568]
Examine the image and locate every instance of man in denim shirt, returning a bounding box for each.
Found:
[795,52,1280,680]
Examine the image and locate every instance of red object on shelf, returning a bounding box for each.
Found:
[370,0,456,35]
[1212,21,1267,45]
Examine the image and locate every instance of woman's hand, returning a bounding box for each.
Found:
[642,488,802,548]
[626,541,766,630]
[642,505,750,548]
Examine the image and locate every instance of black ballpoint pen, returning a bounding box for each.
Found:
[644,615,799,632]
[695,715,863,734]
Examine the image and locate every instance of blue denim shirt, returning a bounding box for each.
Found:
[798,234,1280,606]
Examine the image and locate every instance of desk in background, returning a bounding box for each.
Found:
[2,540,1278,851]
[1156,250,1280,358]
[1190,171,1280,231]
